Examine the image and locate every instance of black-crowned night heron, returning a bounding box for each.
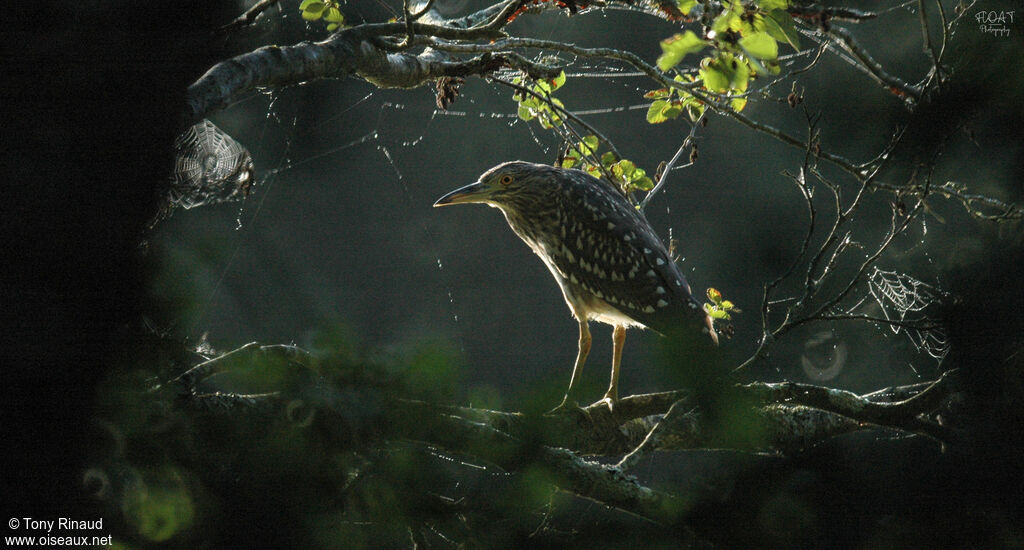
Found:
[435,161,717,411]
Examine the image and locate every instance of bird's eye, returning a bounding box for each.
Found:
[499,175,513,186]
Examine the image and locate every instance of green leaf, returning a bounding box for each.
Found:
[610,163,624,180]
[601,151,618,167]
[758,0,788,10]
[551,70,567,91]
[324,6,344,22]
[517,105,536,121]
[299,0,321,9]
[580,135,599,154]
[699,63,730,92]
[326,22,340,31]
[677,0,697,15]
[657,31,707,72]
[711,1,742,33]
[663,104,684,119]
[731,56,750,90]
[644,88,671,99]
[700,53,751,93]
[301,1,326,17]
[740,17,758,37]
[707,287,723,304]
[647,100,671,123]
[633,176,654,191]
[731,97,748,111]
[617,160,636,179]
[763,9,800,51]
[739,31,779,61]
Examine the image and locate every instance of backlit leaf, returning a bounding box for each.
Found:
[657,31,707,72]
[763,9,800,51]
[739,31,779,61]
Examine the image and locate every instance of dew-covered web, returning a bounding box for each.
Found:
[154,119,255,228]
[867,267,950,361]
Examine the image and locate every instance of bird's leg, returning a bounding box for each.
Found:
[600,324,627,410]
[550,319,591,413]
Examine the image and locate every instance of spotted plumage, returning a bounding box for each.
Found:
[435,161,715,410]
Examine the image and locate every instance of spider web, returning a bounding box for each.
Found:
[151,119,255,228]
[867,267,949,361]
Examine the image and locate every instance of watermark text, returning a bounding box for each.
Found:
[976,10,1014,37]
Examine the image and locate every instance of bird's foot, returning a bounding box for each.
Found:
[547,397,582,416]
[594,395,617,412]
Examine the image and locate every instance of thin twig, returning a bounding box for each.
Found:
[477,0,523,30]
[616,399,692,471]
[826,25,922,102]
[787,4,878,23]
[801,202,924,326]
[786,313,942,332]
[219,0,282,33]
[639,110,705,211]
[492,75,621,161]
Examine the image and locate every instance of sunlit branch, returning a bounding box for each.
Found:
[802,202,924,326]
[917,0,943,89]
[787,4,879,23]
[219,0,282,33]
[825,25,922,103]
[418,37,696,94]
[639,111,704,211]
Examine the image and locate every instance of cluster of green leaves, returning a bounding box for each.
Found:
[513,72,567,129]
[645,74,706,123]
[704,287,738,321]
[299,0,346,31]
[653,0,800,117]
[559,136,655,194]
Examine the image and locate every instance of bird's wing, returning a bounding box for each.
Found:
[543,171,702,332]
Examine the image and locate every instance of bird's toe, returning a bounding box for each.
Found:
[546,397,583,416]
[593,395,617,412]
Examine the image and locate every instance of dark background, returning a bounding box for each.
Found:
[2,0,237,521]
[3,0,1023,547]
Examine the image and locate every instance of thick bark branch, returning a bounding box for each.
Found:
[163,341,964,531]
[185,24,504,126]
[394,411,690,527]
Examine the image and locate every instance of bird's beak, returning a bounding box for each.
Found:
[433,181,489,207]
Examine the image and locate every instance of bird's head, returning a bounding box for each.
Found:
[433,161,555,213]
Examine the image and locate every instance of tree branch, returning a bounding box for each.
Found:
[825,25,922,103]
[219,0,282,33]
[185,26,505,125]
